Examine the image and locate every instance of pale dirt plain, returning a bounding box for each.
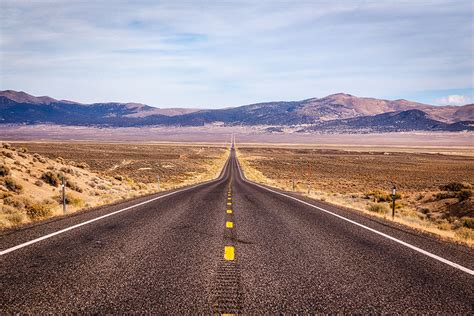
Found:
[0,125,473,245]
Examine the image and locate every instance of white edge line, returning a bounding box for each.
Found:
[0,153,232,256]
[234,149,474,276]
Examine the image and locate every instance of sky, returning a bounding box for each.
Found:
[0,0,472,108]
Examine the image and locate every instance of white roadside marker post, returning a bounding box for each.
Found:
[392,186,397,219]
[157,175,160,191]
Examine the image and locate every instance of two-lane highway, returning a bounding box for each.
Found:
[1,146,473,313]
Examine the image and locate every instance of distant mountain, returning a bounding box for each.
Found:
[1,90,473,132]
[301,109,474,133]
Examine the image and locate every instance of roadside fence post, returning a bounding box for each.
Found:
[392,186,397,219]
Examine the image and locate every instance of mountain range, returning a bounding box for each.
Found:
[1,90,473,132]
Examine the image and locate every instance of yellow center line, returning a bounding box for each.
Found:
[227,202,231,206]
[226,209,232,214]
[224,246,235,260]
[226,221,234,228]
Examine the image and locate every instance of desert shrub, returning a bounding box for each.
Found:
[419,208,430,214]
[434,191,457,200]
[114,175,124,181]
[64,193,84,207]
[137,182,147,190]
[6,211,27,224]
[367,203,388,214]
[455,227,474,240]
[439,182,469,192]
[2,143,11,149]
[97,184,109,190]
[0,191,13,199]
[437,222,452,231]
[75,162,89,169]
[17,152,27,158]
[66,179,83,193]
[0,164,10,176]
[18,147,28,153]
[41,171,60,187]
[33,153,47,163]
[456,189,472,202]
[26,203,54,219]
[60,166,75,175]
[34,180,43,187]
[56,157,65,163]
[463,218,474,229]
[3,177,23,193]
[3,195,32,209]
[415,193,425,201]
[2,151,14,159]
[364,190,400,202]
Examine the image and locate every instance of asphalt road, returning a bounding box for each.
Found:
[1,148,473,313]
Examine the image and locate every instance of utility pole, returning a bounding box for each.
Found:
[392,185,397,219]
[61,174,66,214]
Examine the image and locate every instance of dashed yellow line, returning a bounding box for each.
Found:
[226,221,234,228]
[226,209,232,214]
[227,202,231,206]
[224,246,235,260]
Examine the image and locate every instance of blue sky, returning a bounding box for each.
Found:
[0,0,472,108]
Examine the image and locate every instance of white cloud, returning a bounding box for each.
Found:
[0,0,472,107]
[435,95,471,106]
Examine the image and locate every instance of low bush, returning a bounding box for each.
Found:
[3,195,32,209]
[2,143,11,149]
[34,180,43,187]
[367,203,388,214]
[61,192,84,207]
[26,203,54,219]
[3,177,23,193]
[33,153,47,163]
[455,227,474,240]
[437,222,452,231]
[41,171,60,187]
[439,182,470,192]
[457,189,472,202]
[0,164,10,176]
[75,162,89,169]
[434,191,457,200]
[6,210,27,224]
[463,218,474,229]
[114,175,124,181]
[0,191,13,199]
[365,190,401,202]
[66,179,83,193]
[2,151,14,159]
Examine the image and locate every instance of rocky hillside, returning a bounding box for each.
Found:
[0,143,156,229]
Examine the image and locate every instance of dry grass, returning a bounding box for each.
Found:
[0,142,228,229]
[236,145,474,246]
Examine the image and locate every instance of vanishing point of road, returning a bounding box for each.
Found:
[1,145,473,313]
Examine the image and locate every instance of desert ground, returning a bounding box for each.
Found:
[1,124,473,147]
[237,145,474,245]
[0,142,228,229]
